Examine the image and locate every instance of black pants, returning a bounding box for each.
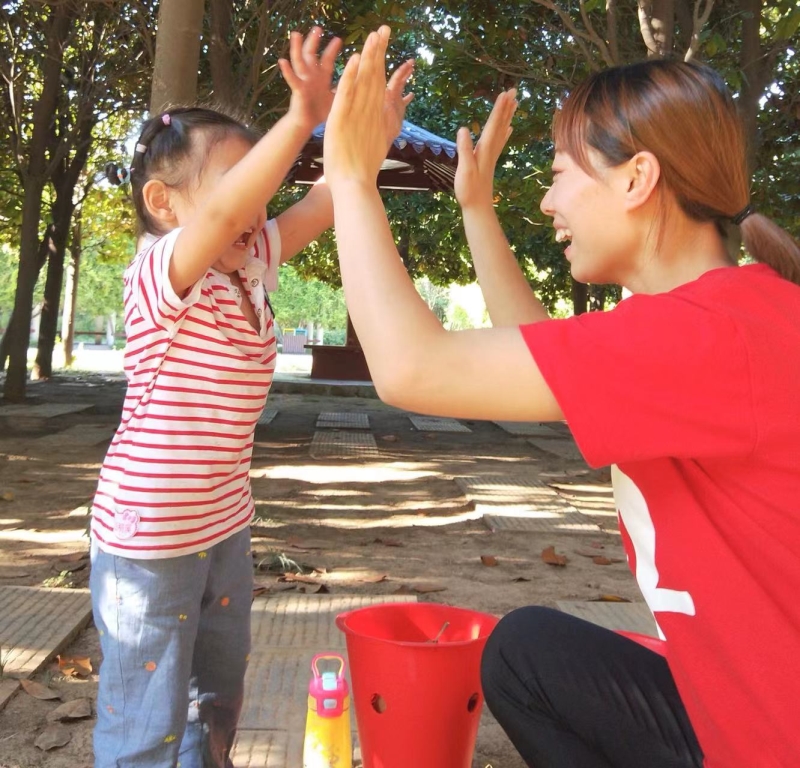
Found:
[481,607,704,768]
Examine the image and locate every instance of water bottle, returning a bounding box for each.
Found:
[303,653,352,768]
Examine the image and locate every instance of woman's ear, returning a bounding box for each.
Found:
[623,151,661,211]
[142,179,178,229]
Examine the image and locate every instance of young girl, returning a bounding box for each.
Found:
[91,28,412,768]
[322,28,800,768]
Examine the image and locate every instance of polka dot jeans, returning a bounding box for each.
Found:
[90,527,253,768]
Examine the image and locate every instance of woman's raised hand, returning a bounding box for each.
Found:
[454,89,518,210]
[279,27,342,131]
[384,58,415,149]
[324,26,398,189]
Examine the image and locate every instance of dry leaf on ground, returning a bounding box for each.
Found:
[372,537,404,548]
[511,576,531,582]
[47,698,92,722]
[589,595,631,602]
[1,491,14,502]
[480,555,499,567]
[298,584,330,594]
[541,546,568,567]
[592,556,624,566]
[20,680,61,701]
[34,724,71,751]
[279,573,323,585]
[57,655,92,677]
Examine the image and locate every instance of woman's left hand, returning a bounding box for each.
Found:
[324,26,398,189]
[383,59,415,150]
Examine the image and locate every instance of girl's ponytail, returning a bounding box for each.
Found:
[740,215,800,286]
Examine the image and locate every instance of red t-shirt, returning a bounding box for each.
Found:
[521,264,800,768]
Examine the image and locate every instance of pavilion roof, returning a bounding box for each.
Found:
[287,120,458,192]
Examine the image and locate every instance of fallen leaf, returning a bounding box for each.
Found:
[541,546,568,567]
[252,586,269,597]
[592,556,624,566]
[1,491,14,502]
[373,537,404,548]
[589,594,631,602]
[53,561,87,574]
[589,542,605,549]
[57,552,89,563]
[20,680,61,701]
[480,555,499,567]
[511,576,531,583]
[47,698,92,722]
[57,655,92,677]
[279,573,322,585]
[392,585,416,595]
[34,724,71,751]
[412,583,447,594]
[299,584,330,594]
[381,434,399,442]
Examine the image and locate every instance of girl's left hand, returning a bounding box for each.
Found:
[279,27,342,131]
[324,27,397,189]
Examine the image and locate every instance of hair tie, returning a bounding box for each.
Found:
[134,142,147,154]
[731,203,755,226]
[162,113,171,126]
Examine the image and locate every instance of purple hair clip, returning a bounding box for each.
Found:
[162,113,171,126]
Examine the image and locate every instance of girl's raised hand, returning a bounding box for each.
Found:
[324,26,396,189]
[279,27,342,131]
[454,89,518,210]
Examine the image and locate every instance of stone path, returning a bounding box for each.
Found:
[0,587,93,710]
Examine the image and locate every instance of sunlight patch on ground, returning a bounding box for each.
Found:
[251,463,439,484]
[250,508,484,530]
[0,528,87,544]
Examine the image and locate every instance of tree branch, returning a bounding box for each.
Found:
[685,0,714,61]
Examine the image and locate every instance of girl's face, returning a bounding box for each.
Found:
[171,135,262,274]
[540,149,641,286]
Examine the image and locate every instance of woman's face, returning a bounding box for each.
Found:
[540,148,640,286]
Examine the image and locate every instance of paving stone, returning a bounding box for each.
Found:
[484,515,600,532]
[258,409,279,425]
[0,403,92,432]
[408,416,471,433]
[556,600,658,637]
[309,430,379,459]
[36,424,115,449]
[0,587,92,679]
[528,437,585,462]
[232,729,305,768]
[316,412,370,430]
[456,475,600,533]
[493,421,563,437]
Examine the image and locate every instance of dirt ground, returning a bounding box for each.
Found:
[0,373,639,768]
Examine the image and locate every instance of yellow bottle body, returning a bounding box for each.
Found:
[302,693,352,768]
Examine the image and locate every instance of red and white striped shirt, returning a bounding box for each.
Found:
[91,221,280,558]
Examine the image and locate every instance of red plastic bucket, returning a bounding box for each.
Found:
[335,602,499,768]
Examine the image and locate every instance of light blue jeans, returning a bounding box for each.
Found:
[90,527,253,768]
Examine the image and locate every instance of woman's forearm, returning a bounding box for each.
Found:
[462,203,550,325]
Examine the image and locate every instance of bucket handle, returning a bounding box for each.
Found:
[311,652,346,680]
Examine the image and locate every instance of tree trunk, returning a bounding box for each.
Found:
[150,0,205,113]
[571,279,588,315]
[3,4,74,402]
[61,225,81,369]
[209,0,237,112]
[33,222,70,380]
[738,0,769,173]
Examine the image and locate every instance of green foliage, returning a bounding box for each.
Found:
[270,264,348,330]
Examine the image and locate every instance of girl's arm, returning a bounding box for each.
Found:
[323,29,563,422]
[455,90,549,325]
[170,28,341,294]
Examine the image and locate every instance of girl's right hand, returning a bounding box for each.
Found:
[454,89,517,210]
[279,28,342,131]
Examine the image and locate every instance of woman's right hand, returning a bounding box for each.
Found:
[454,89,517,210]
